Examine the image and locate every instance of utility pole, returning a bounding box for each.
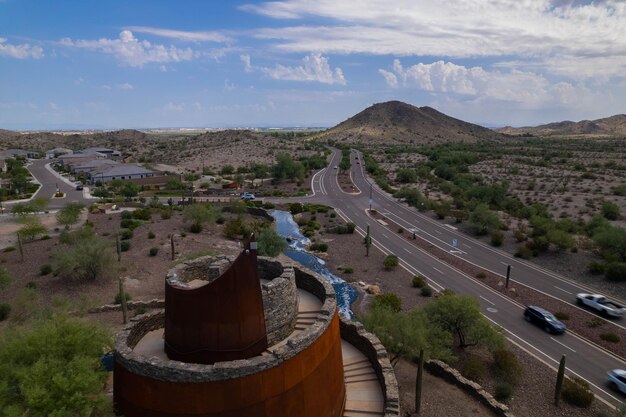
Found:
[555,354,566,406]
[505,264,511,288]
[369,182,373,212]
[119,277,128,324]
[365,224,371,257]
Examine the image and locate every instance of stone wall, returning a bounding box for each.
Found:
[115,262,338,383]
[259,260,298,345]
[425,360,514,417]
[88,299,164,313]
[340,319,401,417]
[166,255,232,287]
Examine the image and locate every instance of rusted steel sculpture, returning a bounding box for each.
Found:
[164,236,268,364]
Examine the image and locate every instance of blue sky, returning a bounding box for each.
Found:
[1,0,625,130]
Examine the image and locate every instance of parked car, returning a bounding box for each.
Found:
[523,306,566,334]
[240,192,255,201]
[75,184,84,191]
[576,293,626,318]
[333,165,338,169]
[608,369,626,394]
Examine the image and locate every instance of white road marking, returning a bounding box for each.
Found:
[550,337,577,353]
[445,224,458,230]
[382,233,389,238]
[462,243,472,249]
[479,296,495,306]
[554,286,573,295]
[500,261,509,266]
[435,230,442,235]
[433,267,444,274]
[404,248,411,254]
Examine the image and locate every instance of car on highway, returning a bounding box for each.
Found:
[240,192,255,201]
[576,293,626,318]
[523,305,566,334]
[608,369,626,394]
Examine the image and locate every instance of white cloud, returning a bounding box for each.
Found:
[164,102,185,112]
[245,0,626,79]
[60,30,196,67]
[0,37,43,59]
[381,59,596,108]
[261,53,346,85]
[116,83,134,90]
[240,54,252,72]
[125,26,232,43]
[74,77,84,85]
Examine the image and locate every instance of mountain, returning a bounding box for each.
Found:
[496,114,626,137]
[318,101,505,145]
[0,129,18,140]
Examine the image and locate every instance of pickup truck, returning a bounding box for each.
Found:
[576,293,626,318]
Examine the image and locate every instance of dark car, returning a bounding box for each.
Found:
[75,184,84,191]
[524,305,566,334]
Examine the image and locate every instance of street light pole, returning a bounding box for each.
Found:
[369,181,373,212]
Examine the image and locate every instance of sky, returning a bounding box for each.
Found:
[1,0,625,130]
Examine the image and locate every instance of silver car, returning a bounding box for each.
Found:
[608,369,626,394]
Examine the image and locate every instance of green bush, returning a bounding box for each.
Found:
[588,261,605,275]
[383,255,399,270]
[346,222,356,233]
[289,202,304,214]
[492,349,521,385]
[148,231,156,239]
[373,293,402,312]
[132,208,152,220]
[119,228,133,240]
[587,317,604,328]
[310,243,328,252]
[189,223,202,233]
[114,292,131,305]
[421,286,433,297]
[148,247,159,257]
[2,246,16,252]
[25,281,36,290]
[461,356,487,382]
[554,311,569,320]
[412,275,427,288]
[39,264,53,275]
[120,218,141,230]
[494,383,513,402]
[120,241,131,252]
[121,210,133,220]
[514,245,533,259]
[476,272,487,279]
[491,230,504,246]
[0,303,11,321]
[602,202,621,220]
[600,332,620,343]
[263,202,275,209]
[342,266,354,274]
[605,263,626,282]
[561,376,594,408]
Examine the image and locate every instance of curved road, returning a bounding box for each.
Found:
[307,148,626,407]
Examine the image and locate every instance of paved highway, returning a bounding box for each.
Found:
[308,148,626,407]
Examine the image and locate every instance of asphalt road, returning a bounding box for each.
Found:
[308,148,626,407]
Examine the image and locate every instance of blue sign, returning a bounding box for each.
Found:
[452,239,458,248]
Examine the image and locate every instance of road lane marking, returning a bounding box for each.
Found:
[554,286,573,295]
[404,248,411,254]
[433,267,444,274]
[550,337,576,353]
[500,261,509,266]
[382,233,388,238]
[462,243,472,249]
[445,224,458,230]
[435,230,442,235]
[479,296,495,306]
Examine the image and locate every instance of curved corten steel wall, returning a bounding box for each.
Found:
[114,312,345,417]
[164,236,268,364]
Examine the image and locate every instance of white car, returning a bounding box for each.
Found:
[608,369,626,394]
[240,192,255,201]
[576,293,626,318]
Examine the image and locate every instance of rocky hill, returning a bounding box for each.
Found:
[317,101,504,145]
[497,114,626,137]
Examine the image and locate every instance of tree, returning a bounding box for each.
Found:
[593,225,626,262]
[256,227,287,257]
[182,204,219,233]
[220,165,235,175]
[469,204,502,236]
[52,228,116,281]
[423,294,504,349]
[120,182,139,201]
[0,313,114,416]
[18,216,47,241]
[55,202,85,230]
[271,154,305,182]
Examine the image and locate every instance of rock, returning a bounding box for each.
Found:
[367,285,381,295]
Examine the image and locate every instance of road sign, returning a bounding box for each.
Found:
[452,239,458,248]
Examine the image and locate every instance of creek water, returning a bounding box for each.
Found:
[270,210,357,319]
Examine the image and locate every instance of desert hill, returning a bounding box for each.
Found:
[0,129,18,140]
[318,101,504,145]
[496,114,626,137]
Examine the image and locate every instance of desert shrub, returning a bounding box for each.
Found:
[119,218,141,230]
[114,292,131,305]
[256,228,287,257]
[600,332,620,343]
[421,286,433,297]
[147,231,156,239]
[120,241,131,252]
[39,264,52,276]
[373,293,401,312]
[383,255,399,270]
[148,247,159,257]
[588,261,605,275]
[561,376,594,408]
[263,202,275,209]
[461,356,487,382]
[476,272,487,279]
[492,349,521,385]
[25,281,36,290]
[494,383,513,402]
[132,208,152,220]
[121,210,133,220]
[223,217,250,239]
[587,317,604,328]
[189,223,202,233]
[160,209,172,220]
[412,275,427,288]
[514,245,533,259]
[605,263,626,282]
[40,235,50,240]
[490,230,504,246]
[0,303,10,321]
[554,312,569,320]
[3,247,15,252]
[397,227,404,234]
[613,184,626,196]
[602,202,621,220]
[329,212,336,218]
[289,202,304,214]
[134,306,148,316]
[310,243,328,252]
[346,222,356,233]
[119,228,133,240]
[342,266,354,274]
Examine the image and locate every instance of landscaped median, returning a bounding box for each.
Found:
[368,209,626,360]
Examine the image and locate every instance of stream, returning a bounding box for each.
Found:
[270,210,357,319]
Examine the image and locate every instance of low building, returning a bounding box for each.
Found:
[87,163,155,184]
[45,147,73,159]
[72,159,120,174]
[58,154,98,167]
[80,147,121,158]
[2,149,38,159]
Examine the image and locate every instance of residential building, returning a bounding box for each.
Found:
[87,163,155,184]
[45,147,73,159]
